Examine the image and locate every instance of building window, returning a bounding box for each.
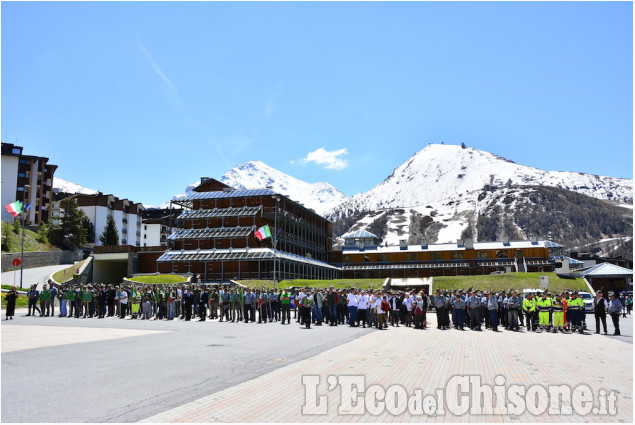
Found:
[430,252,442,261]
[12,148,21,154]
[496,250,508,258]
[407,253,417,262]
[452,251,464,259]
[18,172,25,178]
[477,250,489,259]
[17,187,24,192]
[344,255,350,263]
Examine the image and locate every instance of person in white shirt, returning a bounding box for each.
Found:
[119,288,128,319]
[357,290,369,328]
[403,293,413,327]
[368,292,377,327]
[347,289,359,326]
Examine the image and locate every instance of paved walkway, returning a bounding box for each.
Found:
[142,316,633,423]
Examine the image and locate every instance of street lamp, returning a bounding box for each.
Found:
[19,184,30,289]
[272,196,281,289]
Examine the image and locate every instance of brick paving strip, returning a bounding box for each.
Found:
[140,317,632,423]
[1,325,171,353]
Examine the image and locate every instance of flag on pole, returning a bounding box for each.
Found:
[254,225,272,241]
[25,203,32,212]
[5,201,23,218]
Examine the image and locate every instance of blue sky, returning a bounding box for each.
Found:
[2,1,632,207]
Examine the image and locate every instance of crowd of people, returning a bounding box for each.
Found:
[4,283,631,335]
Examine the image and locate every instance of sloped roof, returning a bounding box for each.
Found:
[343,229,379,239]
[576,262,633,278]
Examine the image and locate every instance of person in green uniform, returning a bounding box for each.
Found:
[82,285,94,318]
[280,288,291,325]
[40,284,52,317]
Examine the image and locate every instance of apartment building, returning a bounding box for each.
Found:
[1,142,57,224]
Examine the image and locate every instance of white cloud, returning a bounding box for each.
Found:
[300,147,349,170]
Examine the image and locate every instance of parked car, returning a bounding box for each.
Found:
[577,291,594,313]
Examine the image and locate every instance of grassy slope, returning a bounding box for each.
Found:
[431,272,587,292]
[1,221,55,253]
[51,259,87,283]
[239,273,586,293]
[238,279,386,289]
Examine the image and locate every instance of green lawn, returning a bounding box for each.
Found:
[51,259,87,284]
[431,272,587,293]
[1,285,29,291]
[128,274,189,284]
[237,279,386,289]
[1,292,28,308]
[238,273,587,293]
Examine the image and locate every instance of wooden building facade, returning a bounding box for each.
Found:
[154,179,339,282]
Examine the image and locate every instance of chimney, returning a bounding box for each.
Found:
[399,240,408,250]
[464,238,474,250]
[420,238,428,249]
[502,236,510,246]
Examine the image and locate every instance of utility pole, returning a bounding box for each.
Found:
[19,184,30,289]
[272,196,280,289]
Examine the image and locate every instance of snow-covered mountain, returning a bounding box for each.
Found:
[327,144,632,257]
[220,161,349,215]
[164,161,349,215]
[328,143,632,220]
[53,177,99,195]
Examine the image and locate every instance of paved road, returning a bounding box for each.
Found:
[1,313,370,423]
[1,263,76,290]
[2,310,631,423]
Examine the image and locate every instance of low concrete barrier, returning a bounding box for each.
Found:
[1,250,82,272]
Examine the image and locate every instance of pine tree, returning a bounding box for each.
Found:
[12,218,21,234]
[99,217,119,246]
[48,198,88,249]
[82,216,95,243]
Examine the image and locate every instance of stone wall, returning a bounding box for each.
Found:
[1,250,82,272]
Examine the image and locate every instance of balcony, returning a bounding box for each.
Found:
[122,239,128,244]
[122,218,128,224]
[122,228,127,234]
[136,231,141,237]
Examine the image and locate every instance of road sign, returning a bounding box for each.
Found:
[12,258,21,267]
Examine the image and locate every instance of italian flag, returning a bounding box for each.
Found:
[254,225,272,241]
[5,201,23,218]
